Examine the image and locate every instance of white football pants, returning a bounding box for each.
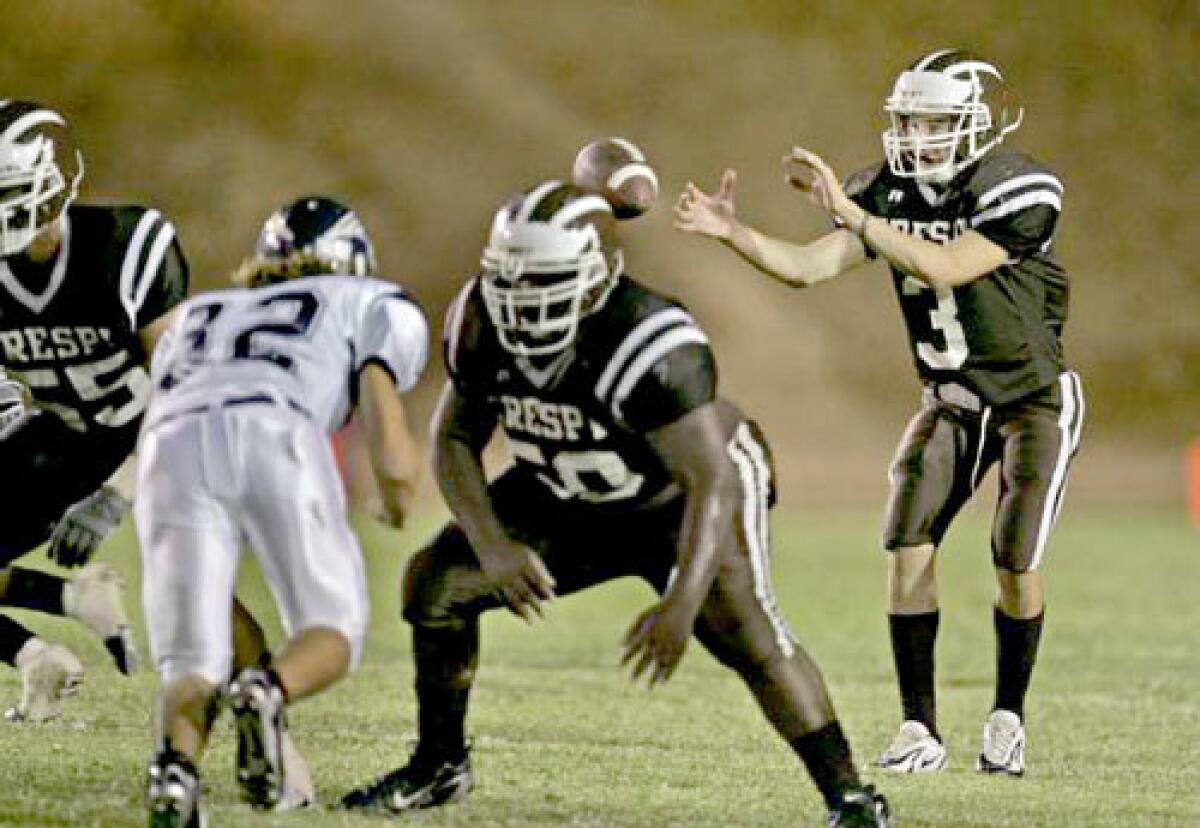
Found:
[135,403,368,686]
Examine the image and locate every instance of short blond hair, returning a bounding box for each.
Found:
[229,251,341,289]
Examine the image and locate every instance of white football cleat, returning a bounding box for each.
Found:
[6,638,84,723]
[977,709,1025,776]
[874,720,948,773]
[64,562,140,675]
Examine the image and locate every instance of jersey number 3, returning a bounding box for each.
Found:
[902,276,969,369]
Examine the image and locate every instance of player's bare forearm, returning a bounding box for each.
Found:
[359,363,420,528]
[435,437,506,550]
[435,383,557,620]
[725,223,865,289]
[856,208,1007,291]
[648,404,740,616]
[787,145,1005,291]
[677,170,862,289]
[433,383,507,553]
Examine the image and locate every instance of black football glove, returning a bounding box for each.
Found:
[48,485,131,568]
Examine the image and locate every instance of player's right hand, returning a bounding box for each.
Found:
[674,170,738,240]
[478,540,556,624]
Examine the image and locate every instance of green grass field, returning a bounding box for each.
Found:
[0,509,1196,827]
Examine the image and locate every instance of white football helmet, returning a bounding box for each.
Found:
[0,101,83,256]
[480,181,623,357]
[882,49,1023,184]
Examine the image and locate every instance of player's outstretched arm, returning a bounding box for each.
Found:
[675,168,867,288]
[358,363,421,529]
[433,381,556,623]
[785,146,1007,291]
[622,402,739,686]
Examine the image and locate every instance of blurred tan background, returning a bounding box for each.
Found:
[3,1,1195,510]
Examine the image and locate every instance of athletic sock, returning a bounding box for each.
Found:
[791,722,862,809]
[0,614,36,665]
[415,680,469,764]
[888,610,940,738]
[413,624,477,764]
[4,567,65,615]
[993,607,1044,720]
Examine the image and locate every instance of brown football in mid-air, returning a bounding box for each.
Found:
[572,137,659,220]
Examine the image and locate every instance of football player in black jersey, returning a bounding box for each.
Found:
[676,50,1084,777]
[0,100,188,719]
[340,182,890,827]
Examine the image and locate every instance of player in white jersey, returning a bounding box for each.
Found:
[137,196,429,828]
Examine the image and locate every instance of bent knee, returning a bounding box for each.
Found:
[401,547,487,628]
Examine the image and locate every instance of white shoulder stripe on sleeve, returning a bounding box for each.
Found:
[134,221,176,313]
[444,278,475,376]
[971,190,1062,227]
[594,307,692,401]
[976,173,1063,210]
[606,163,658,192]
[610,325,709,421]
[119,209,162,329]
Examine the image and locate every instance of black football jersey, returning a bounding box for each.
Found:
[847,151,1068,405]
[0,204,188,453]
[444,274,716,509]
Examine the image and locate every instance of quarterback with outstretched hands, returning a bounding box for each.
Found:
[677,48,1083,779]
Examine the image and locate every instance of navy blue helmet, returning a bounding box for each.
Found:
[255,195,376,276]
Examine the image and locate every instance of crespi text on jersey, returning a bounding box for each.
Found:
[887,216,969,244]
[500,394,589,442]
[0,325,116,363]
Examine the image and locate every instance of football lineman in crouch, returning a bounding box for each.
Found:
[0,100,182,720]
[137,195,428,827]
[340,182,891,827]
[676,49,1083,777]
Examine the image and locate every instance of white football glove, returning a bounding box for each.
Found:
[0,375,30,441]
[48,485,131,568]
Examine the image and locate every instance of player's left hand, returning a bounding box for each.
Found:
[621,599,695,687]
[782,146,848,218]
[48,485,131,568]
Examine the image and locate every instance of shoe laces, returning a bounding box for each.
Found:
[987,713,1022,758]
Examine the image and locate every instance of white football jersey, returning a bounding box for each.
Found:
[147,275,428,432]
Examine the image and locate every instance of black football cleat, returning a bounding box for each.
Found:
[827,785,891,827]
[148,749,206,828]
[227,667,287,809]
[338,750,474,813]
